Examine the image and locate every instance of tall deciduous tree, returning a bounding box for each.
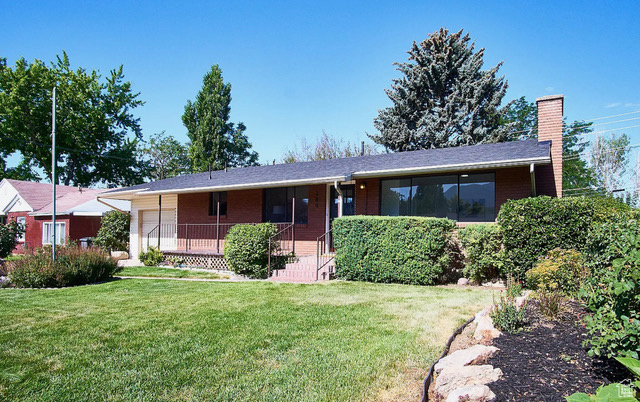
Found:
[182,65,258,172]
[0,52,147,186]
[371,28,511,151]
[140,132,190,181]
[283,132,379,163]
[590,133,630,193]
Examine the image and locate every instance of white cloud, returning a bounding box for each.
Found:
[624,102,640,108]
[544,86,554,92]
[605,102,622,108]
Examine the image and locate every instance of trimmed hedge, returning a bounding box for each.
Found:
[497,196,631,280]
[458,223,503,283]
[8,246,119,288]
[224,223,278,279]
[332,216,456,285]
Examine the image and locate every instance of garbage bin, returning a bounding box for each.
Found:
[79,237,93,249]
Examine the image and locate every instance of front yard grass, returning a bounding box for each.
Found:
[0,280,492,401]
[118,266,227,279]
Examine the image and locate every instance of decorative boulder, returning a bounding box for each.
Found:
[435,345,499,374]
[436,365,503,399]
[446,385,496,401]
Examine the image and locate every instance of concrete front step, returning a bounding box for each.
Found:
[269,257,335,283]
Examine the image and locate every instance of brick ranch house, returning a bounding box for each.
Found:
[99,95,564,274]
[0,179,130,253]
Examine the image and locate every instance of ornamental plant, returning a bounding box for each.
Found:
[224,223,279,279]
[526,248,588,295]
[0,221,24,259]
[94,210,130,252]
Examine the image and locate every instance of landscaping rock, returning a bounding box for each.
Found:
[436,365,503,399]
[446,385,496,401]
[435,345,499,374]
[457,277,469,286]
[473,308,502,341]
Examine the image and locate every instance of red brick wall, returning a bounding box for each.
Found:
[535,95,564,197]
[495,167,532,210]
[177,184,328,246]
[68,216,102,240]
[355,178,380,215]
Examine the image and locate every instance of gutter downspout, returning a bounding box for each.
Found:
[334,181,343,218]
[96,197,130,214]
[530,163,537,197]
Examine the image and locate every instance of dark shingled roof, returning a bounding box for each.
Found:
[101,139,550,197]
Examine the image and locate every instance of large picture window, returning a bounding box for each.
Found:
[263,186,309,224]
[42,222,65,245]
[16,216,26,242]
[380,173,495,222]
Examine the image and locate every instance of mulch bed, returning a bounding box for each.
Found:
[487,300,629,401]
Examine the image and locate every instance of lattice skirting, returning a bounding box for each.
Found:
[162,251,229,270]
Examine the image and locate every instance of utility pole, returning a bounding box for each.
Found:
[51,86,57,261]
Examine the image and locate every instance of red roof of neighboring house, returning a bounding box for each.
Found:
[35,188,105,215]
[5,179,94,212]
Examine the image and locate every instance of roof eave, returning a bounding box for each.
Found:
[351,156,551,179]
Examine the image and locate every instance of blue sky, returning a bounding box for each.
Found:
[3,0,640,167]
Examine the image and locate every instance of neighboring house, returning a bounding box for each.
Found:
[99,95,564,265]
[0,179,131,253]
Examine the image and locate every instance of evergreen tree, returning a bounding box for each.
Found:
[371,28,511,151]
[182,65,258,172]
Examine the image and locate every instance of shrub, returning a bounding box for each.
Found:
[581,220,640,358]
[535,290,564,319]
[138,246,164,266]
[497,195,630,280]
[0,221,24,259]
[8,246,119,288]
[525,248,588,295]
[224,223,278,279]
[94,210,130,252]
[332,216,456,285]
[458,223,503,283]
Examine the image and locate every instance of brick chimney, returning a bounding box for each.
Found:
[535,94,564,197]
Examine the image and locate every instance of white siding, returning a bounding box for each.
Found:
[129,194,177,258]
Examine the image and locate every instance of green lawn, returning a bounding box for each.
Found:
[0,280,492,401]
[118,266,228,279]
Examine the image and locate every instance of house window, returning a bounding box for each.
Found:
[0,216,5,225]
[209,192,227,216]
[16,216,26,242]
[380,173,495,222]
[263,186,309,224]
[42,222,66,245]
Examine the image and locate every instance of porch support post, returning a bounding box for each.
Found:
[185,224,189,251]
[157,195,162,249]
[530,163,537,197]
[291,197,295,255]
[216,201,220,253]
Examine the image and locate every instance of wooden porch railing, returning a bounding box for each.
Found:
[145,222,292,254]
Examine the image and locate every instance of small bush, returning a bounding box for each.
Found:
[138,247,164,266]
[458,224,503,283]
[536,290,564,319]
[224,223,278,279]
[526,248,588,294]
[0,221,24,259]
[8,246,119,288]
[497,195,630,280]
[491,294,527,333]
[95,211,131,252]
[332,216,456,285]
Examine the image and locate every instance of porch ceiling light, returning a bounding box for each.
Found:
[359,182,367,190]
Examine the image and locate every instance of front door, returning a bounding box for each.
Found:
[330,184,355,223]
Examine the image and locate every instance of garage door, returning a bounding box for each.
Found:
[141,210,177,251]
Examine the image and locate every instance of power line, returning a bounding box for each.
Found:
[586,109,640,122]
[2,135,135,162]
